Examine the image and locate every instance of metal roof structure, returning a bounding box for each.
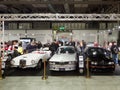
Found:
[0,0,119,14]
[0,13,120,21]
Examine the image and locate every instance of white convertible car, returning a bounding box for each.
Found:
[11,47,51,69]
[49,46,78,71]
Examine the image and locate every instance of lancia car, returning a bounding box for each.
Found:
[49,46,78,71]
[10,47,51,69]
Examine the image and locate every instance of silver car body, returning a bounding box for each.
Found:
[49,46,77,71]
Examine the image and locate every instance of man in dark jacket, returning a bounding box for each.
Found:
[50,40,59,55]
[12,46,21,58]
[111,42,119,65]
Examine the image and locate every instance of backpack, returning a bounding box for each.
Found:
[113,46,119,54]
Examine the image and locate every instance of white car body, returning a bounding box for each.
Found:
[11,47,51,69]
[49,46,77,71]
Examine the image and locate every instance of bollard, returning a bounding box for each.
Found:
[0,58,2,80]
[86,58,91,78]
[42,58,48,80]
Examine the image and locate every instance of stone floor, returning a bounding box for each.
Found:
[0,76,120,90]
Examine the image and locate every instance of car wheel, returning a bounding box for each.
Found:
[109,68,115,73]
[50,70,56,76]
[36,60,42,69]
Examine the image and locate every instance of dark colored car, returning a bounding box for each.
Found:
[84,47,115,72]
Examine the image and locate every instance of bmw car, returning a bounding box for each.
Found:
[49,46,78,71]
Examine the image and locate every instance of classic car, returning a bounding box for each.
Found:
[10,47,52,69]
[84,47,115,72]
[49,46,78,71]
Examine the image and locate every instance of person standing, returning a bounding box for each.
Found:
[26,40,37,53]
[12,46,21,58]
[111,42,119,65]
[37,41,42,49]
[17,42,23,55]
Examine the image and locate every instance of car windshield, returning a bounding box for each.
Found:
[59,47,75,54]
[42,47,49,51]
[88,48,104,55]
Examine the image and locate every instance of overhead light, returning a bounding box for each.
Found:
[69,33,73,36]
[108,29,112,35]
[118,26,120,29]
[32,34,35,36]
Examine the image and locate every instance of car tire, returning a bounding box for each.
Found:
[50,70,56,76]
[36,60,42,69]
[109,68,115,73]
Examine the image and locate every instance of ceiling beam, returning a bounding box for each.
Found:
[0,1,119,5]
[1,14,120,21]
[64,0,70,13]
[104,2,119,13]
[43,0,56,13]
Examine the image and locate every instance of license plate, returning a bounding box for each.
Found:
[59,68,65,71]
[79,61,84,68]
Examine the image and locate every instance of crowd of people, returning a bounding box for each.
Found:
[0,39,120,65]
[103,41,119,65]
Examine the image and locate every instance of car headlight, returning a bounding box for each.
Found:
[69,61,76,64]
[11,60,15,65]
[94,62,97,65]
[108,62,114,65]
[31,60,35,64]
[91,61,97,65]
[91,62,94,64]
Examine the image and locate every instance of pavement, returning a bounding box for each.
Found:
[0,64,120,90]
[0,76,120,90]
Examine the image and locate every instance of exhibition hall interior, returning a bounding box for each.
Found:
[0,0,120,90]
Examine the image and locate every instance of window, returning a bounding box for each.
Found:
[99,23,106,30]
[19,23,32,30]
[8,23,17,30]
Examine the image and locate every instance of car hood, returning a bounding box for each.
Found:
[49,53,76,62]
[12,53,45,61]
[88,55,112,61]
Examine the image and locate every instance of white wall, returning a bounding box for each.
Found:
[72,30,97,43]
[72,29,118,45]
[56,32,72,41]
[4,30,53,44]
[2,29,119,45]
[98,30,118,45]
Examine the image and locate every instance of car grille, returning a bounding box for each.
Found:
[55,62,69,65]
[19,59,26,67]
[99,60,108,65]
